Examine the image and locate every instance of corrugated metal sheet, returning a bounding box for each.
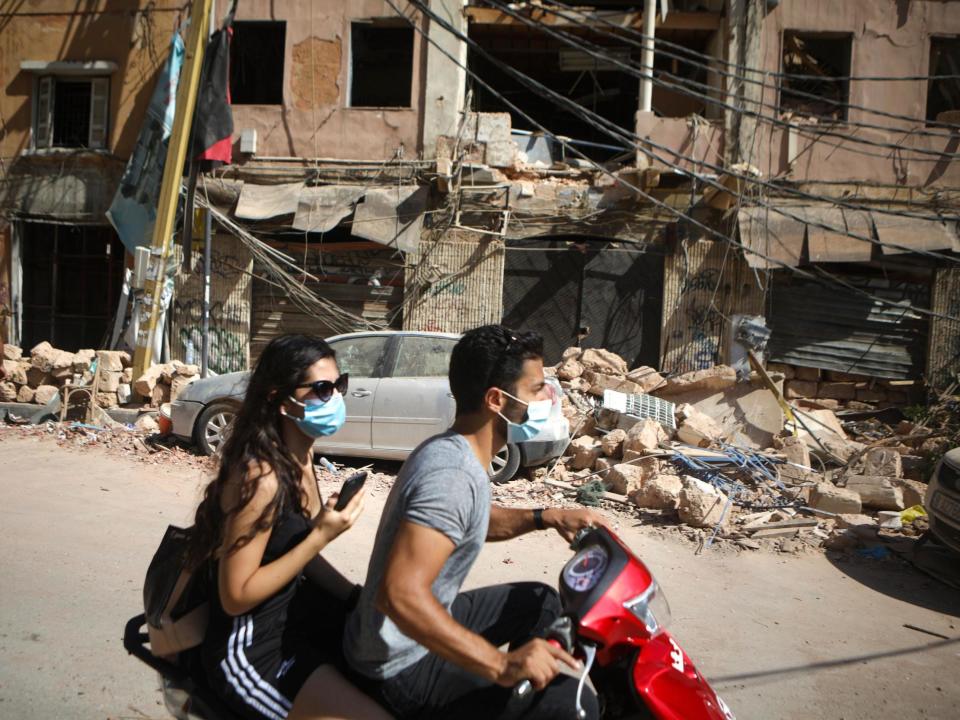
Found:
[404,235,505,334]
[660,239,766,375]
[170,232,252,373]
[768,277,930,379]
[927,267,960,388]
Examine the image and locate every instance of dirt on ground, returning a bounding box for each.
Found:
[0,432,958,720]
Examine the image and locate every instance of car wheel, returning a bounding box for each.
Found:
[195,402,237,456]
[490,443,521,484]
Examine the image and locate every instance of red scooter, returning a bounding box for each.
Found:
[517,526,735,720]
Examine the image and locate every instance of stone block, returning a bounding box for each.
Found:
[0,381,16,402]
[657,366,737,397]
[117,383,132,405]
[826,370,866,382]
[34,385,59,405]
[96,392,119,408]
[170,375,197,401]
[767,362,794,379]
[134,365,164,397]
[485,140,517,168]
[2,344,23,361]
[98,351,126,373]
[606,460,657,495]
[98,368,123,393]
[675,403,725,447]
[151,382,172,406]
[557,358,584,381]
[121,367,133,384]
[3,359,28,386]
[29,341,58,372]
[630,474,682,510]
[601,428,627,458]
[72,349,96,372]
[561,347,582,361]
[159,363,178,384]
[583,370,643,397]
[594,457,613,477]
[623,418,668,454]
[27,367,54,388]
[785,380,818,399]
[836,513,877,529]
[798,397,839,410]
[580,348,628,377]
[678,476,729,528]
[624,366,666,393]
[16,385,35,403]
[862,447,903,478]
[570,436,602,470]
[893,479,927,508]
[794,366,820,381]
[844,475,905,510]
[135,413,160,434]
[810,483,862,514]
[818,382,857,401]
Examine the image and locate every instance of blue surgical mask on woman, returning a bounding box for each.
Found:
[286,393,346,438]
[497,389,553,443]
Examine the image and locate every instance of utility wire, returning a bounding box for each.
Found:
[480,0,960,160]
[394,0,960,325]
[531,0,960,136]
[448,1,960,263]
[530,1,960,84]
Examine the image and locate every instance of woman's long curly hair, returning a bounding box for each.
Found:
[186,334,337,570]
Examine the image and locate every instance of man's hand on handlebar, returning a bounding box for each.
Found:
[542,508,609,544]
[496,638,581,691]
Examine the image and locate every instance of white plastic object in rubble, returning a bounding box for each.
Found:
[240,128,258,155]
[132,246,151,290]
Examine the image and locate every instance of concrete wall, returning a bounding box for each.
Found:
[230,0,429,161]
[637,0,960,187]
[0,0,179,164]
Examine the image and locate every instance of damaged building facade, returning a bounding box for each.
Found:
[1,0,958,406]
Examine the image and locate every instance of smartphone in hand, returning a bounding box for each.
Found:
[334,471,368,511]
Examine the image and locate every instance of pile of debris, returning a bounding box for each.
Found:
[544,346,946,555]
[1,342,200,409]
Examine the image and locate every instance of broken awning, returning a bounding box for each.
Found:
[234,182,428,252]
[351,185,429,253]
[804,206,874,262]
[293,185,365,233]
[873,214,960,255]
[738,206,806,269]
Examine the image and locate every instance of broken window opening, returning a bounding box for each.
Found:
[230,21,286,105]
[469,24,714,161]
[33,76,109,150]
[927,36,960,125]
[779,31,852,122]
[349,22,415,108]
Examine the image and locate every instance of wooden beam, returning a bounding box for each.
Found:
[466,7,722,32]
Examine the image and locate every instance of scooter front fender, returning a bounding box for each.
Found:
[630,632,735,720]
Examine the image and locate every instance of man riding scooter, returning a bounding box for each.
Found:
[343,324,607,719]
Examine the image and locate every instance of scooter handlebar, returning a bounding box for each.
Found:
[511,638,563,700]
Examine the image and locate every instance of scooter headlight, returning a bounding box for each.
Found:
[623,580,672,636]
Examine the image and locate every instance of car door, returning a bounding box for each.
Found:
[314,334,390,454]
[371,335,458,453]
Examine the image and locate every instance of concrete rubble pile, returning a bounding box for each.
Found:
[1,341,200,411]
[543,346,947,555]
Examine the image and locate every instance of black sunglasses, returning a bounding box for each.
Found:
[296,373,349,403]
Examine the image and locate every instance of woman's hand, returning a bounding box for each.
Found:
[311,488,365,548]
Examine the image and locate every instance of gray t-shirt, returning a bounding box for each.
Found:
[343,431,491,679]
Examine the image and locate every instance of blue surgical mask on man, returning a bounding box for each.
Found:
[497,389,553,443]
[287,393,347,438]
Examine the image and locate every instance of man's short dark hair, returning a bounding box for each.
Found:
[449,325,544,415]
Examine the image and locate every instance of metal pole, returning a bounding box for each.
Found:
[640,0,656,112]
[201,207,212,378]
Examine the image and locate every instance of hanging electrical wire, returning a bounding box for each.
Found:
[480,0,960,161]
[390,0,960,325]
[532,0,960,134]
[420,0,960,265]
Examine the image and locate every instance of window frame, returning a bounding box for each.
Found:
[346,19,416,109]
[925,34,960,126]
[778,29,854,123]
[31,74,110,151]
[229,20,287,106]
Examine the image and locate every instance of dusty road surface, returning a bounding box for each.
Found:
[1,433,958,720]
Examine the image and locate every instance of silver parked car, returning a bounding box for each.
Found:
[169,331,567,483]
[924,447,960,554]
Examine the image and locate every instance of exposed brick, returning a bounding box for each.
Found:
[818,382,857,400]
[785,380,818,399]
